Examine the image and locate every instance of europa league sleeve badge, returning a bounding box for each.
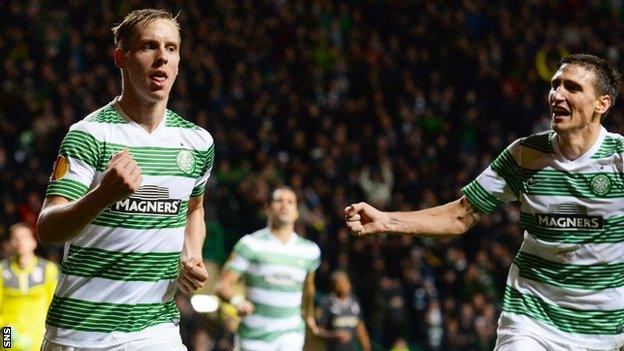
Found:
[50,154,69,181]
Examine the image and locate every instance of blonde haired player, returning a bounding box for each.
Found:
[37,9,214,351]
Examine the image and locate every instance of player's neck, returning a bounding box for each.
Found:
[556,123,601,160]
[118,90,167,133]
[15,253,35,270]
[268,224,294,244]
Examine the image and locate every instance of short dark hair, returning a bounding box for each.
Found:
[267,186,298,205]
[559,54,622,113]
[111,9,180,52]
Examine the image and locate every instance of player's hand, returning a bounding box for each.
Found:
[97,148,142,204]
[233,298,255,316]
[177,257,209,294]
[305,315,320,335]
[344,202,390,236]
[335,330,353,343]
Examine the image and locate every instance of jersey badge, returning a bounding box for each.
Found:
[176,150,195,175]
[590,174,612,196]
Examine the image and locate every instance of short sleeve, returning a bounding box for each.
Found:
[462,139,522,213]
[224,237,252,275]
[46,124,100,201]
[191,142,215,198]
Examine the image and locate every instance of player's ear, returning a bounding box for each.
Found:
[595,94,612,116]
[113,48,125,69]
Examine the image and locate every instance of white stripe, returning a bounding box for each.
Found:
[71,225,184,254]
[246,263,307,282]
[241,315,303,332]
[520,234,624,264]
[54,274,175,304]
[239,332,304,351]
[508,264,624,310]
[498,313,624,350]
[247,287,303,308]
[243,232,320,261]
[520,194,624,219]
[45,321,180,348]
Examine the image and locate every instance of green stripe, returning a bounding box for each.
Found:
[520,212,624,243]
[461,180,504,213]
[165,110,199,129]
[97,143,214,178]
[250,301,302,318]
[60,130,101,168]
[91,201,188,229]
[592,136,624,159]
[191,181,207,197]
[502,285,624,335]
[490,149,524,196]
[46,179,89,201]
[243,273,304,293]
[85,105,126,124]
[514,251,624,290]
[235,243,316,270]
[46,297,179,333]
[61,245,180,282]
[520,133,555,154]
[524,170,624,198]
[238,322,304,341]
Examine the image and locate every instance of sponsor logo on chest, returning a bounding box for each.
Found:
[110,185,181,215]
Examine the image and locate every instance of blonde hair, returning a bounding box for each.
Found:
[111,9,180,52]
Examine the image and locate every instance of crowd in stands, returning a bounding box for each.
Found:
[2,1,624,350]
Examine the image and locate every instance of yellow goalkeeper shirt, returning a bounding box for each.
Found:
[1,257,58,351]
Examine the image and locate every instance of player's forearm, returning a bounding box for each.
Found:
[357,322,372,351]
[37,190,110,244]
[183,204,206,260]
[385,197,480,237]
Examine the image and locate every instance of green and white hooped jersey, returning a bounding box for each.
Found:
[462,127,624,349]
[44,98,214,347]
[225,228,321,351]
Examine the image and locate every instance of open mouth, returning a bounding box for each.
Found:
[551,106,571,119]
[149,71,168,85]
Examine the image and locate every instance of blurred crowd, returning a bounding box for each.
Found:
[2,0,624,350]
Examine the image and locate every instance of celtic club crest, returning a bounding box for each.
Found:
[590,174,612,196]
[176,150,195,175]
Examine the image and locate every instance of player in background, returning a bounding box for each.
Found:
[37,9,213,351]
[346,54,624,350]
[0,223,58,351]
[216,187,321,351]
[316,270,371,351]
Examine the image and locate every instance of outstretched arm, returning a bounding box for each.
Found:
[345,196,483,238]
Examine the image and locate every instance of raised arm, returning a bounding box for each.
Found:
[345,196,483,238]
[37,149,142,244]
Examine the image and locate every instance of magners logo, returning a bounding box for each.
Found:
[110,185,180,215]
[536,214,603,229]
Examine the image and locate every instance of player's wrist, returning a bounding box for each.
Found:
[230,294,245,307]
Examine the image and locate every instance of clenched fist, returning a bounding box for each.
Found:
[344,202,390,236]
[98,148,143,205]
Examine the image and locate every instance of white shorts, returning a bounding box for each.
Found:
[495,329,622,351]
[41,335,187,351]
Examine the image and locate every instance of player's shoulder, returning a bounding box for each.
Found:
[294,234,321,257]
[166,109,214,148]
[592,129,624,159]
[69,103,123,137]
[237,228,269,247]
[517,130,556,154]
